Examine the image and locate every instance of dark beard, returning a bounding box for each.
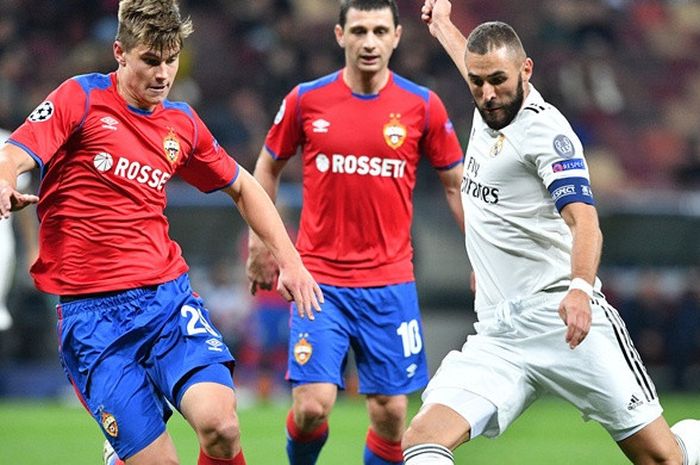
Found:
[476,75,524,130]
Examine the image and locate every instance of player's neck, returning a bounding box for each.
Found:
[342,67,390,96]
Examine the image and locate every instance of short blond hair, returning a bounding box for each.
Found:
[116,0,193,53]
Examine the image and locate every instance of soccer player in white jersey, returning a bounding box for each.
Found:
[0,128,34,331]
[400,1,700,464]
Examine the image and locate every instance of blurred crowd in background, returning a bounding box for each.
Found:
[0,0,698,400]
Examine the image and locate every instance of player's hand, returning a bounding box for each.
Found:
[421,0,452,35]
[246,234,279,295]
[0,184,39,219]
[558,290,592,349]
[277,264,323,320]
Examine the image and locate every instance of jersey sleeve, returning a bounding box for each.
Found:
[523,112,595,212]
[262,86,304,160]
[420,91,464,170]
[8,78,87,169]
[178,108,239,193]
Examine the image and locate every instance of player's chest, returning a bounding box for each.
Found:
[300,98,423,157]
[464,130,522,184]
[75,105,192,175]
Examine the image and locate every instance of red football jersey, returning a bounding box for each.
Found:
[265,70,463,286]
[9,73,238,295]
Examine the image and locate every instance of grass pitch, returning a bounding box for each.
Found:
[0,393,698,464]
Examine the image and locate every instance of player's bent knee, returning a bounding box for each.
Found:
[196,414,241,450]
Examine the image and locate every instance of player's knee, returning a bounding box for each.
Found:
[368,395,408,435]
[196,414,241,452]
[294,397,331,426]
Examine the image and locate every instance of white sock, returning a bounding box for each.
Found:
[403,444,454,465]
[672,419,700,465]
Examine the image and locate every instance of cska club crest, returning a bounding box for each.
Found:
[490,134,506,158]
[163,128,181,164]
[293,336,313,365]
[383,113,407,149]
[101,410,119,437]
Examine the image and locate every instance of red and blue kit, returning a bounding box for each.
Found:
[9,73,238,295]
[265,70,463,286]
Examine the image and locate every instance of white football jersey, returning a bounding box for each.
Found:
[462,85,599,310]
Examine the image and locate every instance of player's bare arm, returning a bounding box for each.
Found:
[0,144,39,219]
[226,166,323,319]
[559,202,602,349]
[246,148,288,294]
[422,0,469,83]
[437,163,465,232]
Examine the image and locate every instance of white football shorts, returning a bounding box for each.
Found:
[422,291,663,442]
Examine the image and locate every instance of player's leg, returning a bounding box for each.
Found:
[179,378,245,465]
[364,394,407,465]
[400,295,537,465]
[617,416,699,465]
[533,295,697,465]
[351,283,427,465]
[287,383,338,465]
[402,403,472,465]
[58,296,181,464]
[149,276,246,465]
[286,284,349,465]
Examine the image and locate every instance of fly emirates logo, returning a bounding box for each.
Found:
[93,152,171,191]
[315,153,406,178]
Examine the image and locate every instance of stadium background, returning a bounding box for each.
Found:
[0,1,698,462]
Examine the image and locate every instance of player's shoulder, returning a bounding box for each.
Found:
[510,87,577,145]
[297,70,343,98]
[390,72,431,103]
[162,99,195,119]
[70,72,113,94]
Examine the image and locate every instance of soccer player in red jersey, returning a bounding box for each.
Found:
[246,1,464,464]
[0,1,322,465]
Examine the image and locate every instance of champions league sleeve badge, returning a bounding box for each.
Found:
[553,134,575,158]
[383,113,407,149]
[28,101,55,122]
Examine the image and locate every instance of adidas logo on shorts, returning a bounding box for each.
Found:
[627,394,644,411]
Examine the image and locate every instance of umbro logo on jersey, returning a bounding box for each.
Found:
[100,116,119,131]
[312,119,330,133]
[206,338,224,352]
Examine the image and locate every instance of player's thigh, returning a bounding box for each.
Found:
[58,301,172,460]
[617,416,682,465]
[145,285,236,408]
[289,286,352,388]
[353,282,428,395]
[124,431,178,465]
[532,298,662,439]
[179,380,239,439]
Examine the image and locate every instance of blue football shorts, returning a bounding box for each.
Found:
[288,282,428,395]
[57,273,235,459]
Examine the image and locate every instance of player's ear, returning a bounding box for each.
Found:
[521,57,533,85]
[113,41,127,67]
[334,24,345,48]
[393,24,402,49]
